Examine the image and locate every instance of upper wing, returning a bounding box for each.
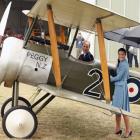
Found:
[27,0,139,32]
[39,84,140,120]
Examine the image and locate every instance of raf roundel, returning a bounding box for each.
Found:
[127,77,140,103]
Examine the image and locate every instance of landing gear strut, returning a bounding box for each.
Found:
[1,81,55,139]
[1,96,31,118]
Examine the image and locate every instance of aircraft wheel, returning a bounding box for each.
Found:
[1,97,31,118]
[2,106,38,139]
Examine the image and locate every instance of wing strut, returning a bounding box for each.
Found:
[67,26,72,44]
[95,19,111,103]
[23,16,38,48]
[47,4,62,87]
[68,27,79,57]
[60,26,66,44]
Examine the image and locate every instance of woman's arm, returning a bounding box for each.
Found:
[110,64,126,82]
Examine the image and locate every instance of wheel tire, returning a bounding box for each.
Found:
[2,106,38,139]
[1,97,31,118]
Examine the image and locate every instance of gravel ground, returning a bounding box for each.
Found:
[0,84,140,140]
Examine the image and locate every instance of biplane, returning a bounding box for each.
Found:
[0,0,140,139]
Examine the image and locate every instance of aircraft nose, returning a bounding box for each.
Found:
[0,58,7,84]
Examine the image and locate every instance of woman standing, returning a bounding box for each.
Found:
[110,48,132,138]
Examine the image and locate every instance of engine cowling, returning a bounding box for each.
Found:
[0,37,52,87]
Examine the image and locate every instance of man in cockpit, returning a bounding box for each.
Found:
[79,41,94,62]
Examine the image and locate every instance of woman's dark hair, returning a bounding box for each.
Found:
[118,48,126,54]
[117,48,126,67]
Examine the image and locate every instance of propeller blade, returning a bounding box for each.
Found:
[0,1,12,37]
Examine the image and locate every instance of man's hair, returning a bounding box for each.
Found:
[83,40,90,48]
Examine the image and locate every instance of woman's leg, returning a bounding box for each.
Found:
[123,115,131,135]
[115,114,121,132]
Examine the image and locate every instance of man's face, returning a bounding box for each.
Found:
[83,43,90,53]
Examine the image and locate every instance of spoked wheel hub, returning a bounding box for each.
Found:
[2,106,38,139]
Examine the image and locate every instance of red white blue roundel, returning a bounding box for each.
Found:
[127,77,140,103]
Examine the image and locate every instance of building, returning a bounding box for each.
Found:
[0,0,139,65]
[95,0,140,65]
[70,0,140,66]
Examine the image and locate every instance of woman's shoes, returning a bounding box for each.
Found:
[121,131,132,138]
[115,130,122,135]
[115,130,132,138]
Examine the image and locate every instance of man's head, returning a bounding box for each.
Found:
[5,28,14,36]
[82,41,90,54]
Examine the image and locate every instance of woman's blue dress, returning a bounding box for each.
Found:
[110,59,130,112]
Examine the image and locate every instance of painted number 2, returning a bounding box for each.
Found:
[83,68,103,99]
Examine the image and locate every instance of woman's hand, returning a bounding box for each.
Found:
[110,76,113,82]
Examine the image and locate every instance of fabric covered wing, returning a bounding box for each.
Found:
[28,0,139,32]
[39,84,140,120]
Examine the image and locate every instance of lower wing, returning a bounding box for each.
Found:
[39,84,140,120]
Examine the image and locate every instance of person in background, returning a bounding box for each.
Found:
[15,34,24,40]
[4,27,15,37]
[110,48,132,138]
[5,28,23,40]
[76,32,84,58]
[128,46,139,68]
[79,41,94,62]
[125,45,130,64]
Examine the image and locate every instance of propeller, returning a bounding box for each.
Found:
[0,1,12,44]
